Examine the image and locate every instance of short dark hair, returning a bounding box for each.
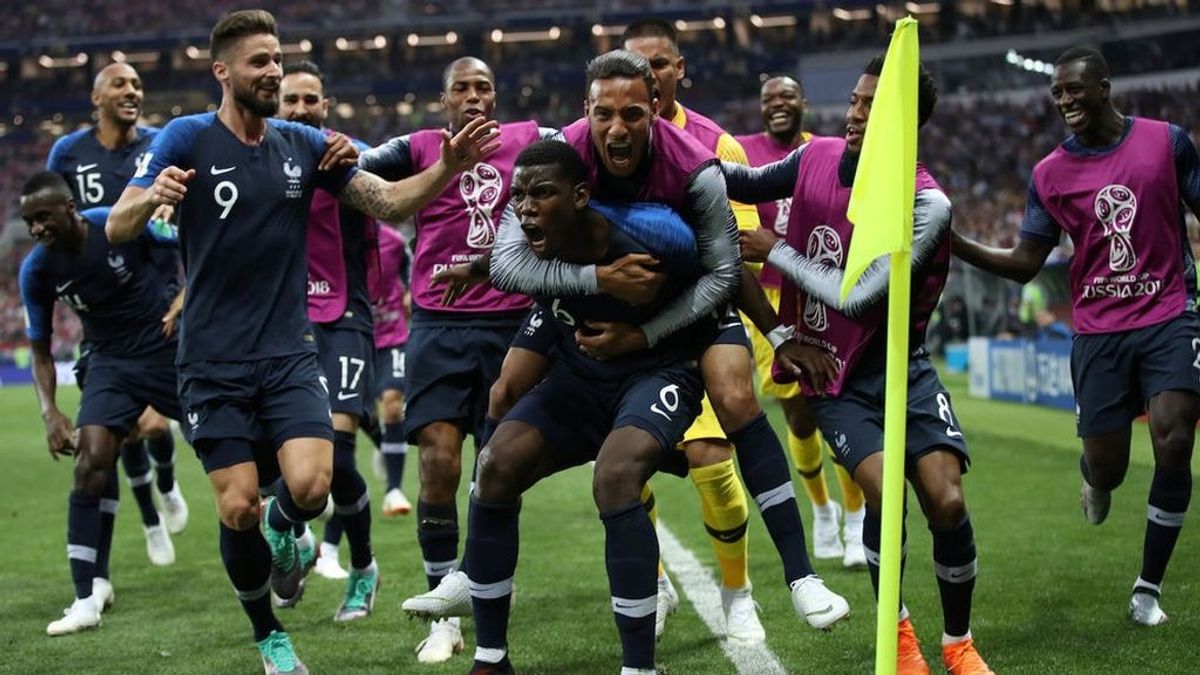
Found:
[284,60,324,82]
[586,50,657,101]
[21,171,73,200]
[622,18,678,52]
[514,140,588,186]
[1055,46,1110,79]
[210,9,277,61]
[864,52,938,128]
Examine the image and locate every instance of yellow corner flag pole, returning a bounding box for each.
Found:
[841,17,921,675]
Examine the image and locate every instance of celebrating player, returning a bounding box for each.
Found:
[725,53,994,674]
[735,75,867,567]
[19,173,183,636]
[952,46,1200,627]
[106,10,500,672]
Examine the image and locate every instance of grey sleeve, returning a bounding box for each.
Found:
[490,201,600,295]
[721,145,805,204]
[358,135,414,181]
[765,188,952,319]
[538,127,561,140]
[640,164,742,346]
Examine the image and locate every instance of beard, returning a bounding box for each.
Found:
[233,80,279,118]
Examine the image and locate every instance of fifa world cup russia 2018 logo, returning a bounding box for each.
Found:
[461,162,503,249]
[803,225,843,332]
[1094,184,1138,272]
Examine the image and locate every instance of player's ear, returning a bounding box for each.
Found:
[676,55,686,79]
[212,60,228,85]
[573,181,590,209]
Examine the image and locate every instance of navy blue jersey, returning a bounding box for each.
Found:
[47,125,158,209]
[128,113,357,364]
[537,201,707,380]
[327,137,374,334]
[46,125,181,298]
[20,207,177,364]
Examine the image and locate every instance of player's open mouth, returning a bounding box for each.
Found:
[1063,109,1086,126]
[845,126,863,144]
[606,142,633,168]
[768,111,792,127]
[521,222,546,247]
[118,100,139,113]
[463,108,485,121]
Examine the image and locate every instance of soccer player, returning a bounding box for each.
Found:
[279,60,380,621]
[466,139,711,675]
[735,75,867,567]
[952,46,1200,627]
[18,172,183,636]
[370,225,412,517]
[106,10,500,672]
[488,49,850,635]
[725,53,993,675]
[46,61,189,561]
[359,56,548,663]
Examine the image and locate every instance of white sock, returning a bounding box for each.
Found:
[942,630,971,646]
[474,647,506,664]
[620,668,656,675]
[814,502,838,520]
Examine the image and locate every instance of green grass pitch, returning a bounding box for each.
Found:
[0,369,1196,674]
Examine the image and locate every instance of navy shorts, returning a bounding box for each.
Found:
[77,356,182,436]
[710,304,750,348]
[374,345,407,397]
[1071,311,1200,437]
[510,307,557,356]
[403,322,519,443]
[504,360,703,472]
[314,325,376,417]
[810,357,969,476]
[178,352,334,461]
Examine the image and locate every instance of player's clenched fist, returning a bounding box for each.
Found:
[151,166,196,207]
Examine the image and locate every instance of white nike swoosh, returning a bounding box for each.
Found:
[55,282,71,293]
[76,164,98,172]
[337,392,359,401]
[210,166,236,175]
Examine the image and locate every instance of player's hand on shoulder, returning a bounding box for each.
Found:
[43,409,76,460]
[441,117,502,173]
[152,166,196,207]
[576,321,648,360]
[320,132,359,171]
[432,262,489,306]
[596,253,664,305]
[739,227,778,263]
[775,340,838,394]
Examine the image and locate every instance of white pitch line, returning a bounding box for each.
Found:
[657,522,788,675]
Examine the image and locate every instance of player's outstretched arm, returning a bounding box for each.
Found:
[30,339,74,460]
[107,167,195,243]
[767,189,954,318]
[339,117,501,222]
[720,147,804,204]
[950,230,1054,284]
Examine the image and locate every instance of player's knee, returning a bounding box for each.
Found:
[924,487,967,531]
[709,381,762,430]
[1150,418,1195,468]
[289,470,331,510]
[593,461,648,512]
[683,440,732,469]
[218,492,260,530]
[74,460,109,498]
[139,416,171,439]
[474,445,521,502]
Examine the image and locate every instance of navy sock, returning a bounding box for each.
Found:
[120,441,160,527]
[465,496,521,651]
[96,469,119,581]
[864,508,907,614]
[323,514,345,546]
[267,480,326,534]
[331,431,373,569]
[601,500,658,671]
[382,424,406,491]
[145,432,176,494]
[931,516,977,637]
[418,500,459,590]
[1140,467,1192,587]
[220,523,284,642]
[729,413,814,584]
[67,490,101,599]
